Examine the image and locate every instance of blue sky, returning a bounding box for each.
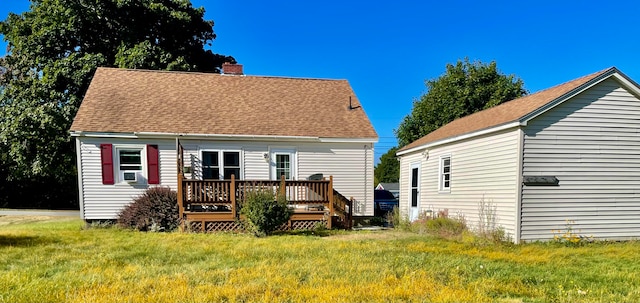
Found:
[2,0,640,162]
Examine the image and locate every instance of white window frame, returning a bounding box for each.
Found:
[200,149,243,180]
[439,154,451,193]
[114,144,146,184]
[269,148,297,180]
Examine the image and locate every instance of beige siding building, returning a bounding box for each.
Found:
[71,65,378,220]
[398,67,640,242]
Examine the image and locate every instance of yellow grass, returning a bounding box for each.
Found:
[1,217,639,302]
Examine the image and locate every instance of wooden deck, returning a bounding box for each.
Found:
[176,140,352,232]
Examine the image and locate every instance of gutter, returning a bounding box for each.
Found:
[70,131,377,143]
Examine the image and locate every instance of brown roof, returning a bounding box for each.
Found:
[399,67,616,152]
[71,67,378,139]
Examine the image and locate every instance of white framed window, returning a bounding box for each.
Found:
[201,150,242,180]
[439,155,451,192]
[115,146,144,183]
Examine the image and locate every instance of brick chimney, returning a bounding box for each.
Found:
[222,62,243,75]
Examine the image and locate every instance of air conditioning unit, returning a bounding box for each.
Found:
[121,171,138,183]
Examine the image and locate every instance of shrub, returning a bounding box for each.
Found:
[425,216,467,238]
[240,187,292,237]
[393,209,468,240]
[118,187,179,232]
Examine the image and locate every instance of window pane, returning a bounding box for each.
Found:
[441,157,451,190]
[203,168,219,179]
[203,152,218,167]
[119,149,142,171]
[119,150,141,165]
[276,155,289,168]
[276,168,290,179]
[224,152,239,166]
[411,189,418,207]
[411,168,418,187]
[224,168,240,180]
[275,154,291,180]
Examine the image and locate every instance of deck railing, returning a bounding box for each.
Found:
[179,175,351,229]
[176,139,352,231]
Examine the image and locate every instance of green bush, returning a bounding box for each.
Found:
[392,209,468,240]
[425,216,467,238]
[240,188,292,237]
[117,187,179,232]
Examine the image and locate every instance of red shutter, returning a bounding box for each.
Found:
[100,144,114,185]
[147,144,160,184]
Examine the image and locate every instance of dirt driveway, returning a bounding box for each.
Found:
[0,210,79,226]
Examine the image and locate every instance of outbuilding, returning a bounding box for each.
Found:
[397,67,640,242]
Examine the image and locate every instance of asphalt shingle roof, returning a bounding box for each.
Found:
[71,67,378,139]
[399,67,615,152]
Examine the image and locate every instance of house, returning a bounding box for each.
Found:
[375,182,399,198]
[397,67,640,242]
[70,64,378,228]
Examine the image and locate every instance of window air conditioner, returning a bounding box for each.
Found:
[121,171,138,183]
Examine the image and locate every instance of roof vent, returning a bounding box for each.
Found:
[222,62,243,75]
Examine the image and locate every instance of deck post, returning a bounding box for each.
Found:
[349,197,354,229]
[231,174,237,218]
[280,174,286,196]
[176,138,185,231]
[328,176,334,229]
[177,173,184,230]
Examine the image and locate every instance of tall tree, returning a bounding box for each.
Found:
[0,0,233,208]
[395,58,527,147]
[374,147,399,184]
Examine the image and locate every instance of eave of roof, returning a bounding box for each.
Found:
[397,67,631,156]
[70,130,378,143]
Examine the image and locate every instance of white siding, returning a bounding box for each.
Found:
[522,78,640,241]
[78,138,178,220]
[78,138,374,219]
[399,129,521,237]
[244,145,270,179]
[298,143,374,216]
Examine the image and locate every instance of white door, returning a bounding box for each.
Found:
[410,163,420,221]
[270,149,296,180]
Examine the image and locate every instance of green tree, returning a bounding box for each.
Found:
[0,0,233,208]
[395,58,527,147]
[374,146,399,184]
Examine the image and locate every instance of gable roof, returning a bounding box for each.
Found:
[376,182,399,191]
[70,67,378,139]
[398,67,631,154]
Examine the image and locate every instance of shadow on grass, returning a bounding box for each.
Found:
[0,235,57,247]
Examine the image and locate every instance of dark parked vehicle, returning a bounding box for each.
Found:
[374,189,399,217]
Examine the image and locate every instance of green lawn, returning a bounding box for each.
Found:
[1,217,639,303]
